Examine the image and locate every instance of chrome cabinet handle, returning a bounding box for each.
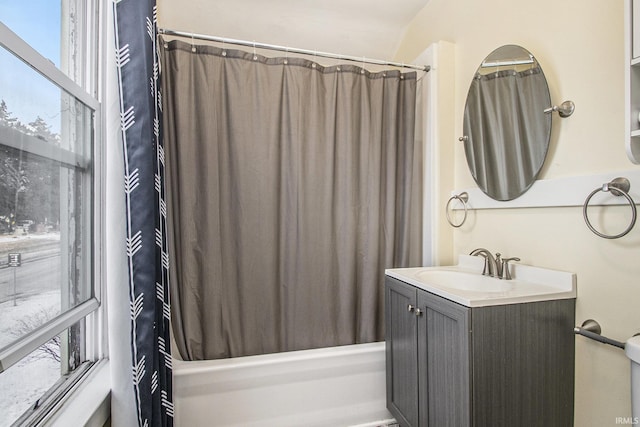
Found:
[415,308,422,317]
[407,304,414,312]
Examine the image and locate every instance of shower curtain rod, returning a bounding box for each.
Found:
[158,28,430,73]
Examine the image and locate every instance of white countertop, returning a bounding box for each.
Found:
[385,255,576,307]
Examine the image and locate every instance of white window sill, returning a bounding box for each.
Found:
[43,360,111,427]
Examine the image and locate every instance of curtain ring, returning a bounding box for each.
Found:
[446,192,469,228]
[583,177,637,239]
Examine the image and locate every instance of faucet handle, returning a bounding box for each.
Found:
[473,252,492,276]
[500,257,521,280]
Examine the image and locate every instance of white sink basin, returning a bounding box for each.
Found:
[415,270,513,293]
[386,255,576,307]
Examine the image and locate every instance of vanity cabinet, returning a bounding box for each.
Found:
[385,275,575,427]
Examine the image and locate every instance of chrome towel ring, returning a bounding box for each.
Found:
[446,192,469,228]
[583,177,637,239]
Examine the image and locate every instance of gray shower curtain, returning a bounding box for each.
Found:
[161,39,422,360]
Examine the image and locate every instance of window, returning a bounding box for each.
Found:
[0,1,102,425]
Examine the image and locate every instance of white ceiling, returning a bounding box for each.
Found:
[157,0,430,61]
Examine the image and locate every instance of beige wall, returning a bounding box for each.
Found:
[397,0,638,425]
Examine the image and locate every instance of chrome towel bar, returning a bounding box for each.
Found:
[574,319,626,350]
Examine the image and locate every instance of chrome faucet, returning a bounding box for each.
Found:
[469,248,520,280]
[469,248,497,277]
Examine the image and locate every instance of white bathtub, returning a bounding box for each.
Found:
[172,342,395,427]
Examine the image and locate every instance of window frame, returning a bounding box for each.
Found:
[0,0,103,397]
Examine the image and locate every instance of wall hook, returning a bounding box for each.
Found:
[544,100,575,118]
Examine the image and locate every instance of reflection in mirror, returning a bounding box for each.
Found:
[463,45,551,201]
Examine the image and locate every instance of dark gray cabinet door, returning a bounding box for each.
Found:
[418,290,470,427]
[470,300,575,427]
[386,277,419,427]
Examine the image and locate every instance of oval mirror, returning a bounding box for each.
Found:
[462,45,552,201]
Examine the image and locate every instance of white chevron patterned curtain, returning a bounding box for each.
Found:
[114,0,173,425]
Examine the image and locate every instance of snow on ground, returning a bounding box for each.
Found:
[0,354,60,427]
[0,291,62,427]
[0,232,60,244]
[0,291,61,348]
